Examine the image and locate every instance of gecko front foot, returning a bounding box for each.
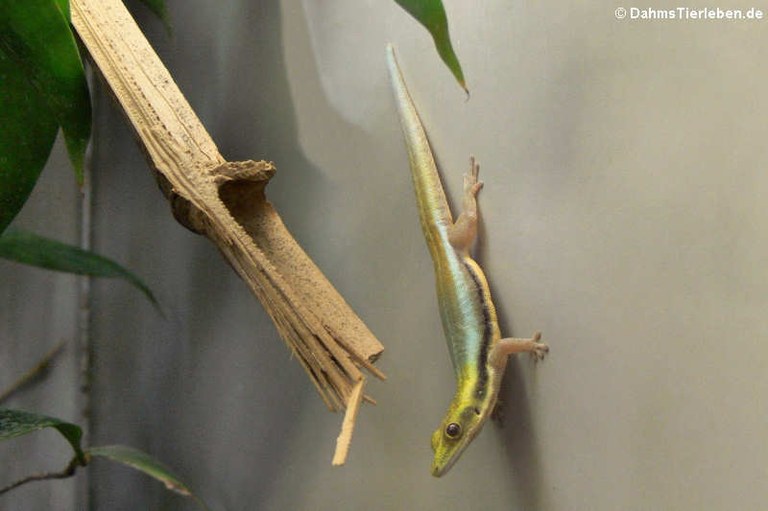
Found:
[494,332,550,364]
[528,332,550,362]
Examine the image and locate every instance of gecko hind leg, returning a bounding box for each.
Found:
[448,156,484,253]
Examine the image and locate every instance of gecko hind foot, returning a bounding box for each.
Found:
[464,156,484,198]
[449,156,483,252]
[465,157,483,196]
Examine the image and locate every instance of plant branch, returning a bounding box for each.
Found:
[0,342,66,405]
[0,456,81,496]
[69,0,383,454]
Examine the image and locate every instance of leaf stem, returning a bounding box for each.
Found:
[0,341,66,405]
[0,456,82,495]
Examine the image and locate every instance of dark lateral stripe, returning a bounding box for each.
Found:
[461,259,492,396]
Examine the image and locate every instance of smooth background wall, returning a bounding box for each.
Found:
[2,0,767,509]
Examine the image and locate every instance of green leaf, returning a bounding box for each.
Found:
[0,409,85,465]
[52,0,70,20]
[88,445,206,507]
[0,0,91,183]
[0,46,60,234]
[138,0,171,32]
[0,230,159,309]
[393,0,467,93]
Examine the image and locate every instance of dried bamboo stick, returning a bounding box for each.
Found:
[331,377,366,466]
[69,0,384,433]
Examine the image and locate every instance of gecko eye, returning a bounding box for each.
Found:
[445,423,461,438]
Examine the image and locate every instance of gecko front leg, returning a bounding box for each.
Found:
[491,333,549,424]
[448,157,484,254]
[490,332,550,371]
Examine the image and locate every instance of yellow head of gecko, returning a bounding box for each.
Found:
[430,385,491,477]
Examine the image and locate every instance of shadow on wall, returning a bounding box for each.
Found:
[495,358,545,511]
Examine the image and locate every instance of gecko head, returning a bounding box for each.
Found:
[430,402,487,477]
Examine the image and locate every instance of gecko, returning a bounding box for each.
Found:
[385,44,550,477]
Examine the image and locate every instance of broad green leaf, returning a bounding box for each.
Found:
[0,409,85,464]
[0,0,91,183]
[53,0,70,20]
[0,47,59,234]
[88,445,206,508]
[0,230,159,309]
[393,0,467,93]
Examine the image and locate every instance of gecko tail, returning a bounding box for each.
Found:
[386,44,454,239]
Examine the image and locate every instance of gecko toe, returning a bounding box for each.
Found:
[531,343,550,362]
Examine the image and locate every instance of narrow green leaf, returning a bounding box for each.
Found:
[138,0,171,32]
[88,445,206,508]
[0,230,159,309]
[0,0,91,183]
[393,0,467,93]
[0,409,85,465]
[0,47,59,234]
